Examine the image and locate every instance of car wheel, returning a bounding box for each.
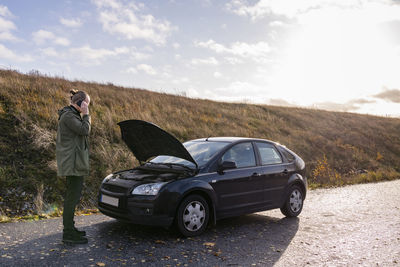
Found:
[280,185,304,217]
[176,195,209,237]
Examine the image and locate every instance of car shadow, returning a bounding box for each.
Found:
[91,212,299,266]
[0,213,298,266]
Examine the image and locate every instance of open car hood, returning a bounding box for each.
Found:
[118,120,198,168]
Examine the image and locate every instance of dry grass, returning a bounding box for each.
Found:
[1,69,400,216]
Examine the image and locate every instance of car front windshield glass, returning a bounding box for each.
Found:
[149,141,229,168]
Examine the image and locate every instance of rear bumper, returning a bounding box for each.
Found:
[98,192,174,227]
[303,176,308,199]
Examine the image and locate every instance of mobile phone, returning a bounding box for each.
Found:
[76,100,83,107]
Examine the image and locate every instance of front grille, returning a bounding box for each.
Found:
[102,184,128,194]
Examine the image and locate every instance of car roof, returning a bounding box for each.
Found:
[188,137,280,145]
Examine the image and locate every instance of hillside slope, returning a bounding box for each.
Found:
[1,69,399,216]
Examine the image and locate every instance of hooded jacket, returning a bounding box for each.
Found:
[56,106,91,176]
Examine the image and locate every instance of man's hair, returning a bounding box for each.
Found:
[70,89,87,104]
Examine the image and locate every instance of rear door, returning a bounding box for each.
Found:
[211,142,264,217]
[254,142,293,206]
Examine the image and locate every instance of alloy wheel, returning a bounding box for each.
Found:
[182,201,205,232]
[289,189,303,213]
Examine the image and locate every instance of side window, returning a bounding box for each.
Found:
[279,147,296,162]
[256,142,283,165]
[222,142,256,168]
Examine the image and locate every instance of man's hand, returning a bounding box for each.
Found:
[81,101,89,115]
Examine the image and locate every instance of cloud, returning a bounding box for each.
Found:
[69,44,132,65]
[191,57,219,65]
[66,45,149,66]
[312,102,359,112]
[224,56,244,65]
[60,17,83,28]
[0,44,33,62]
[32,30,70,46]
[32,30,53,44]
[200,81,268,103]
[226,0,345,20]
[0,5,13,17]
[0,5,19,41]
[226,0,346,20]
[372,89,400,103]
[0,31,17,41]
[266,98,376,111]
[226,0,400,24]
[225,0,285,20]
[269,20,286,27]
[39,47,59,57]
[129,48,151,60]
[311,98,376,112]
[171,77,189,84]
[0,15,15,32]
[350,98,376,105]
[267,98,296,107]
[126,67,138,74]
[70,45,120,60]
[92,0,122,9]
[195,39,271,62]
[92,0,175,45]
[197,0,212,7]
[137,64,157,75]
[172,42,180,49]
[213,71,222,78]
[54,38,70,46]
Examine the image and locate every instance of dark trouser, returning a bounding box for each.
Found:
[63,176,84,232]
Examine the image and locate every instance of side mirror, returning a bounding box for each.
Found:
[218,161,237,174]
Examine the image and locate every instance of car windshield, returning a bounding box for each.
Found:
[149,141,230,168]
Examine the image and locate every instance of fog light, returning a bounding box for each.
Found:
[144,208,153,215]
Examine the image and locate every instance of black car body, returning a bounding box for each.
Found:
[98,120,307,236]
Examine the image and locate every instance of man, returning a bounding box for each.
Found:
[56,90,91,244]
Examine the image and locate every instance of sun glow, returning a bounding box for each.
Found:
[269,3,400,108]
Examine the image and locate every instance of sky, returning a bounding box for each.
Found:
[1,0,400,116]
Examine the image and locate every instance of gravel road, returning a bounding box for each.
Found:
[1,180,400,266]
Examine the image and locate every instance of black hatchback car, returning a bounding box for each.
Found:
[98,120,307,236]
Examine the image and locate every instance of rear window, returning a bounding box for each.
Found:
[255,142,283,165]
[278,146,296,162]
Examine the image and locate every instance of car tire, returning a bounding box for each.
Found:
[176,195,210,237]
[280,185,304,217]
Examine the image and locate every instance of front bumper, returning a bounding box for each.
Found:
[98,190,174,227]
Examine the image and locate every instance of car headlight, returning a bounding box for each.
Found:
[102,174,113,183]
[132,182,167,195]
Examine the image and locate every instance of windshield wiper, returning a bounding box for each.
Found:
[146,162,195,172]
[163,163,196,172]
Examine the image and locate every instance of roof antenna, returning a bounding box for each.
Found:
[206,136,211,141]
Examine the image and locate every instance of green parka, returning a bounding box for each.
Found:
[56,106,91,176]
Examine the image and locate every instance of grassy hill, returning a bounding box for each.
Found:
[1,69,399,217]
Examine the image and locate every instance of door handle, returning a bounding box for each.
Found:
[252,172,261,177]
[282,169,289,175]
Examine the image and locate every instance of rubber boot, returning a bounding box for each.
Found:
[62,229,88,244]
[74,226,86,236]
